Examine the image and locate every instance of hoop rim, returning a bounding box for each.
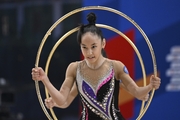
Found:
[34,6,157,120]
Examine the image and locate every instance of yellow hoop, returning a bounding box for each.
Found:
[34,6,157,120]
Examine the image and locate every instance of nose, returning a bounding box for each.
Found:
[88,49,92,55]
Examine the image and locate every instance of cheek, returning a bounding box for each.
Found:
[81,49,86,55]
[98,47,103,52]
[94,48,101,55]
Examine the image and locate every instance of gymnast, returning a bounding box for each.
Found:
[32,12,161,120]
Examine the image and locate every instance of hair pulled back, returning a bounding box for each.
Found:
[77,12,104,44]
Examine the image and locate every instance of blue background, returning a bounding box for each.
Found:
[83,0,180,120]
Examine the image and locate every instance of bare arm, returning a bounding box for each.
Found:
[114,60,160,100]
[57,81,78,108]
[32,62,77,106]
[120,74,152,99]
[120,82,149,101]
[45,81,78,109]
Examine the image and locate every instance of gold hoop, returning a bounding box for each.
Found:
[34,6,157,120]
[45,24,147,119]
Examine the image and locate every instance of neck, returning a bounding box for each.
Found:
[85,56,106,70]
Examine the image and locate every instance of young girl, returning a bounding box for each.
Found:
[31,13,161,120]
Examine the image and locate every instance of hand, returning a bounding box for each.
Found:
[138,94,149,101]
[31,67,47,81]
[44,97,56,109]
[150,75,161,90]
[142,94,149,101]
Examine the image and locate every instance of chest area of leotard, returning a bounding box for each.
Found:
[76,60,115,96]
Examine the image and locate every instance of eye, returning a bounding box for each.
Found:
[92,46,97,49]
[82,46,87,49]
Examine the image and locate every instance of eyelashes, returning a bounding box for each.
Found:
[92,46,97,48]
[81,46,97,49]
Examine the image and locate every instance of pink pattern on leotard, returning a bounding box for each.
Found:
[85,106,88,120]
[96,69,114,94]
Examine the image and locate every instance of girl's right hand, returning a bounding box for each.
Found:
[45,97,56,109]
[31,67,47,81]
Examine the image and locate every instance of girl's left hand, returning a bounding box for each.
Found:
[150,75,161,90]
[45,97,56,109]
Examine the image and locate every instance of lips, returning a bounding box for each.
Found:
[87,56,95,59]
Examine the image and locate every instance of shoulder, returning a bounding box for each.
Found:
[66,61,81,76]
[68,61,78,69]
[106,59,124,69]
[67,61,82,71]
[107,59,126,79]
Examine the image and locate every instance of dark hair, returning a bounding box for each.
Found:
[77,12,107,57]
[77,12,104,43]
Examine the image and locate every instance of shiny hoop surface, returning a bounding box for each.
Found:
[34,6,157,120]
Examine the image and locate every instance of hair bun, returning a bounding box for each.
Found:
[87,12,96,25]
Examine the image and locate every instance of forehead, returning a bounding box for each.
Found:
[81,32,101,45]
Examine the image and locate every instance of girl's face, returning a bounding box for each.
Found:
[80,32,105,63]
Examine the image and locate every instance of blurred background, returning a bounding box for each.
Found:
[0,0,180,120]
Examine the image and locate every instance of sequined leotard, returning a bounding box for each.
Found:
[76,59,125,120]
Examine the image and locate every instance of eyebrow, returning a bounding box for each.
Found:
[81,43,97,46]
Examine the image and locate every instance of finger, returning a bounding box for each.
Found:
[32,68,37,72]
[151,75,156,80]
[45,101,50,107]
[45,104,50,109]
[145,94,149,101]
[156,77,161,82]
[45,99,48,102]
[32,68,39,73]
[154,84,160,89]
[45,98,50,103]
[144,98,148,101]
[46,103,52,109]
